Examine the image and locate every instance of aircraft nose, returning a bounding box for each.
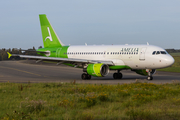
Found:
[165,55,175,67]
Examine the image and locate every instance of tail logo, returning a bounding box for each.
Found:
[45,27,53,41]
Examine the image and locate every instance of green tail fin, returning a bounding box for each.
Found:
[39,14,64,48]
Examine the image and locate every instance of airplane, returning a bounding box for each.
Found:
[8,14,175,80]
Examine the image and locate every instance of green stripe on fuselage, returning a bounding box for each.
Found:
[109,65,131,70]
[37,46,69,58]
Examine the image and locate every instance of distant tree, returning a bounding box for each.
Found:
[19,48,22,54]
[38,46,42,49]
[12,48,15,54]
[1,51,4,60]
[8,48,11,52]
[1,51,7,60]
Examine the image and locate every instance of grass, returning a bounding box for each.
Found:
[1,81,180,119]
[169,52,180,56]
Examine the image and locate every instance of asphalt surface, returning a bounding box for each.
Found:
[0,60,180,84]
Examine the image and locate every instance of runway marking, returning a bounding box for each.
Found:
[0,66,41,76]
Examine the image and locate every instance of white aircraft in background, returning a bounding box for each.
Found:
[8,14,175,80]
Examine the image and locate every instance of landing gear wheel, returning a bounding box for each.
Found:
[118,73,123,79]
[147,76,153,80]
[87,74,91,80]
[113,73,123,79]
[81,73,91,80]
[113,73,118,79]
[81,73,87,80]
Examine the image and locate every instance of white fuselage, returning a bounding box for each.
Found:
[66,45,174,69]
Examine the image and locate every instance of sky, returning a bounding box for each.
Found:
[0,0,180,49]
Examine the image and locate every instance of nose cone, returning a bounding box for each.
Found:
[165,55,175,67]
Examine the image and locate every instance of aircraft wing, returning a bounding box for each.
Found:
[10,54,114,65]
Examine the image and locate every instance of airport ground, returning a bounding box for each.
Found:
[1,60,180,119]
[0,60,180,84]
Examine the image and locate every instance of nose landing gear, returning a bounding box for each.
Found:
[147,76,153,80]
[147,69,153,80]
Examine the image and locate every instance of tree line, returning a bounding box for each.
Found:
[0,46,42,61]
[166,49,180,53]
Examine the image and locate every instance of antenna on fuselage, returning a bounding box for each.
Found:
[147,42,149,45]
[85,43,87,46]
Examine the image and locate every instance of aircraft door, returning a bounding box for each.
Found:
[139,47,146,61]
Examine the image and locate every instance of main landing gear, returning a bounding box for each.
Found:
[81,73,91,80]
[113,70,123,79]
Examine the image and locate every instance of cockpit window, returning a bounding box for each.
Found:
[160,51,167,54]
[152,51,167,55]
[152,51,156,55]
[156,51,160,55]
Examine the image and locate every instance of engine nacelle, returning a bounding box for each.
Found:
[85,63,109,77]
[133,69,156,76]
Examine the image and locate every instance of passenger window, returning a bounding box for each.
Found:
[156,51,160,55]
[152,51,156,55]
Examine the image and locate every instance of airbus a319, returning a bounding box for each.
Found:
[8,14,175,80]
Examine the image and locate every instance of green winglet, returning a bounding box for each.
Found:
[7,52,12,59]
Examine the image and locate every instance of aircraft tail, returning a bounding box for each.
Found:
[39,14,64,48]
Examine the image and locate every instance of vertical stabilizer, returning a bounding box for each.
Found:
[39,14,64,48]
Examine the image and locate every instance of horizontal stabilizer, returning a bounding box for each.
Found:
[21,49,48,54]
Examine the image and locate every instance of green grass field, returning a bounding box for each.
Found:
[170,52,180,56]
[158,53,180,72]
[1,81,180,120]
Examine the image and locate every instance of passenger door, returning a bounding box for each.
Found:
[139,48,146,61]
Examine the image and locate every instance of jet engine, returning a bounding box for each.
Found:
[84,63,109,77]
